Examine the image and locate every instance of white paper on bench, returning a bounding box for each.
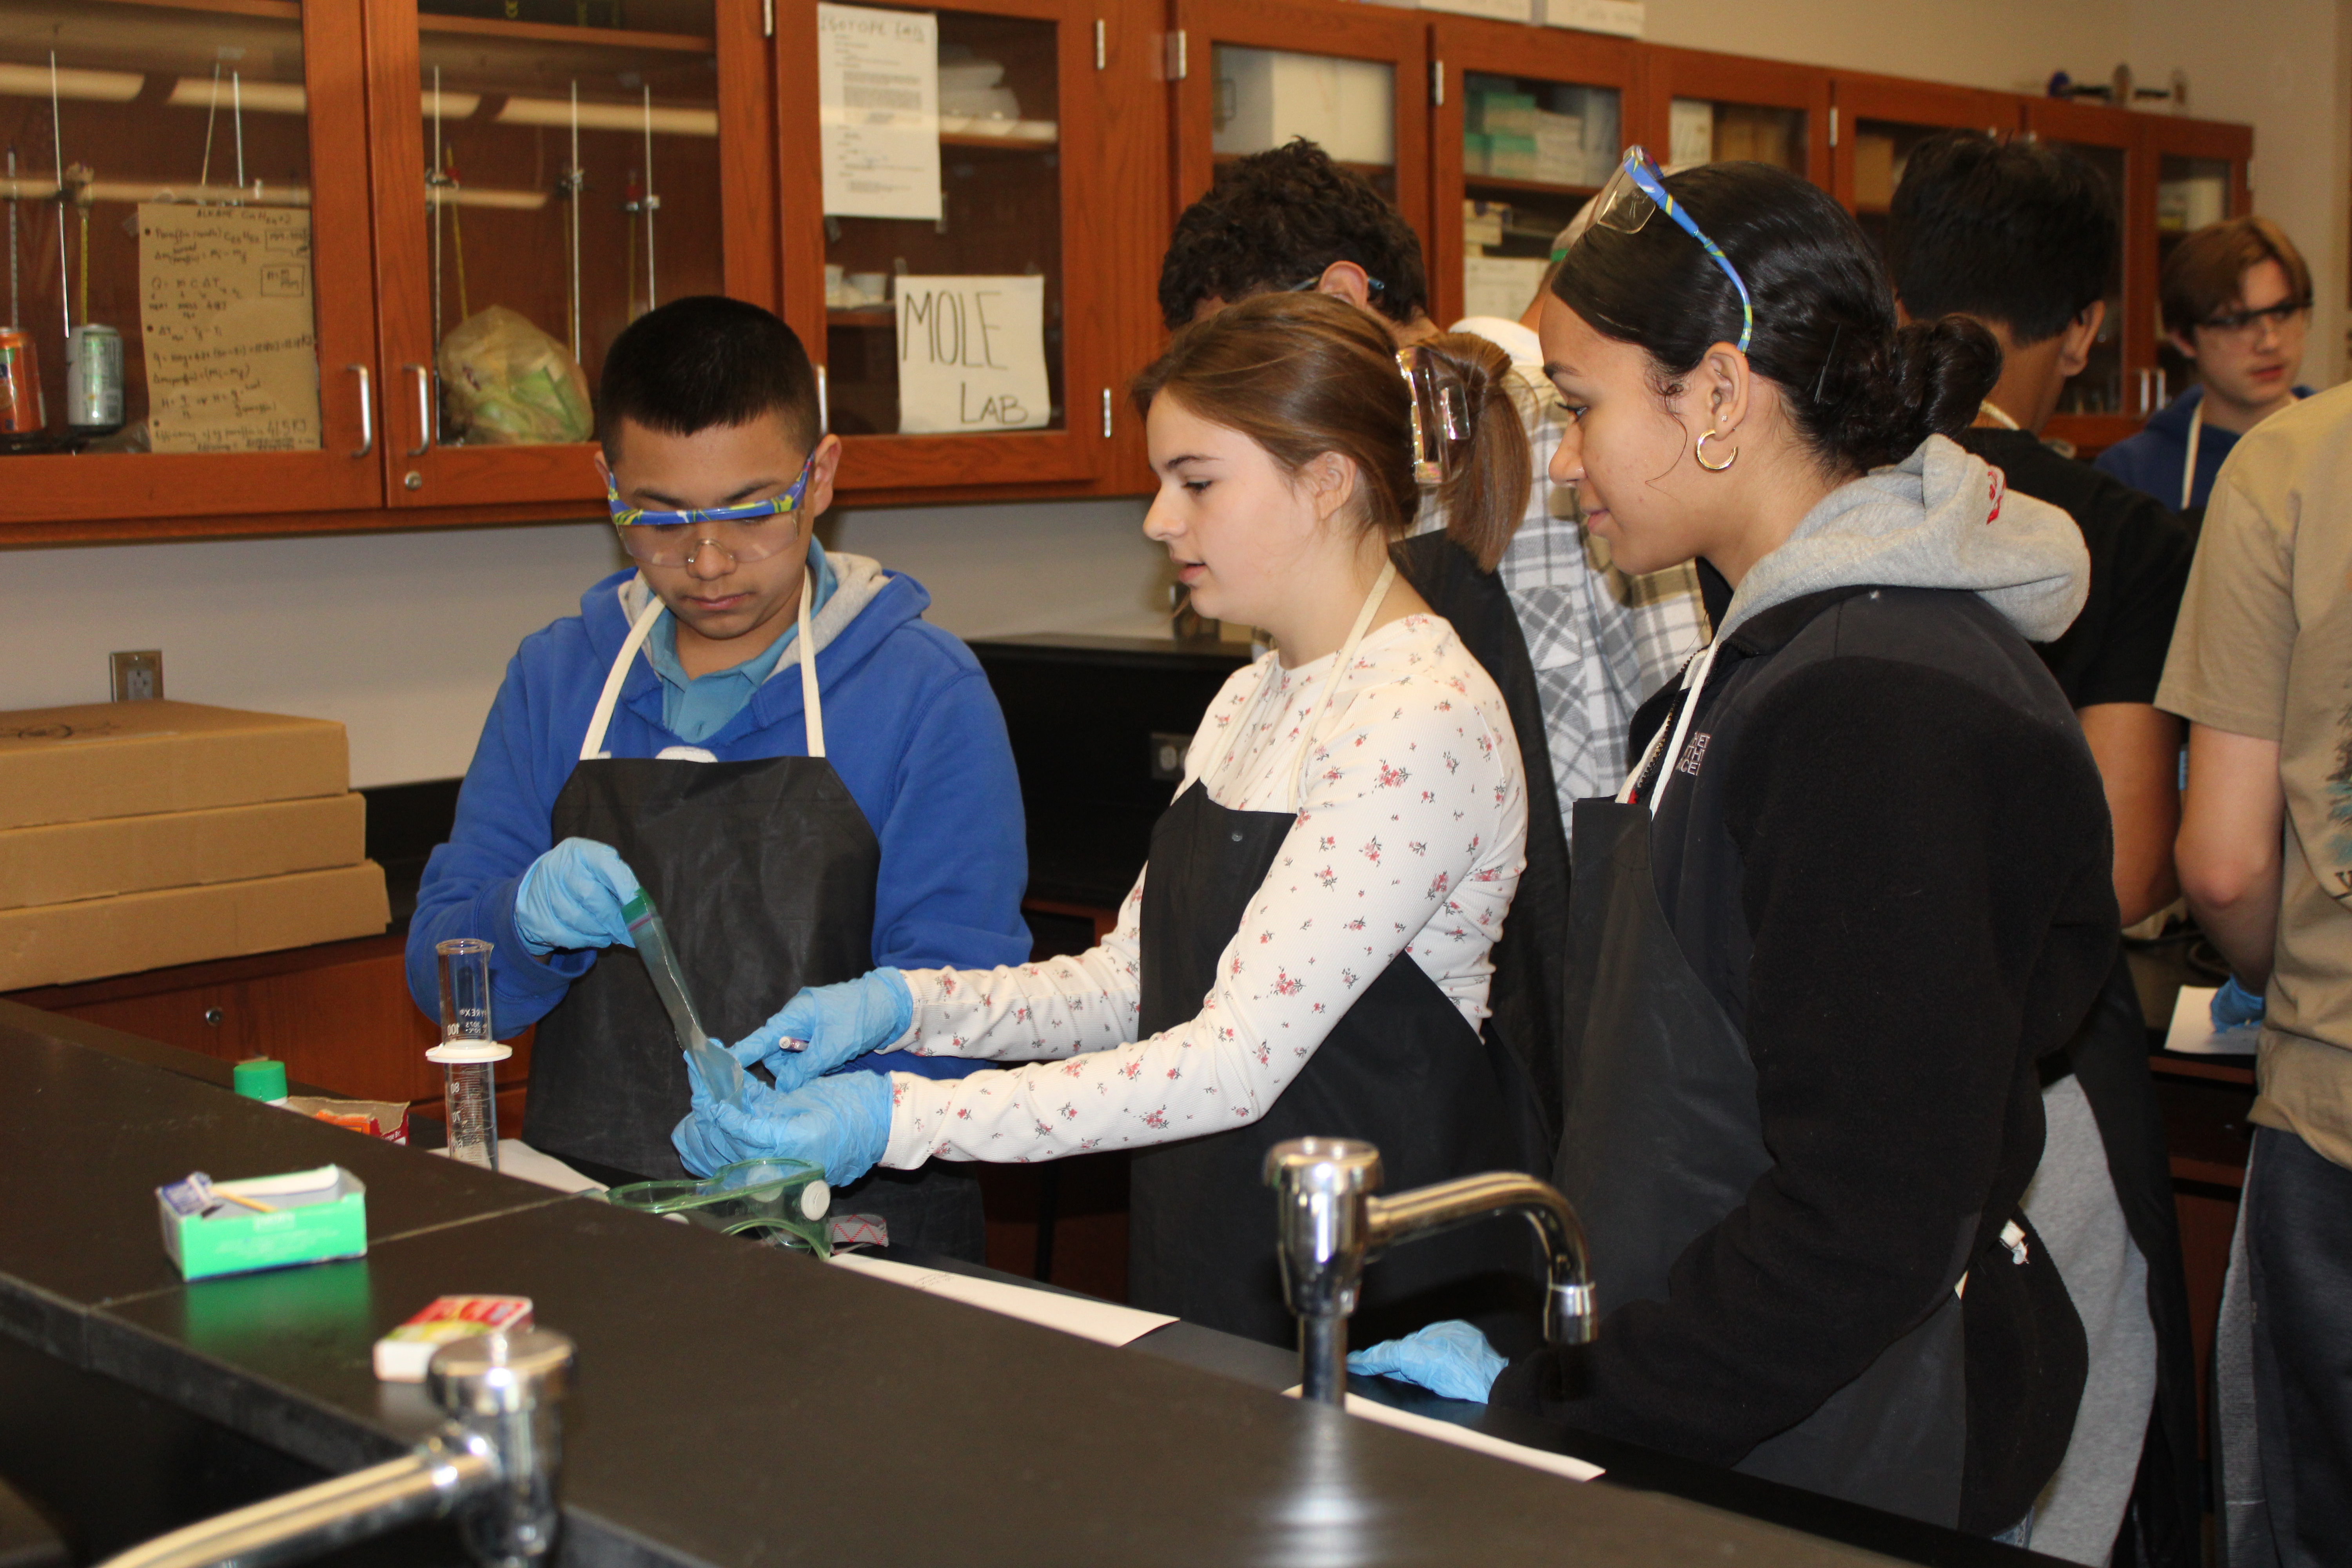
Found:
[1285,1386,1606,1483]
[829,1252,1178,1347]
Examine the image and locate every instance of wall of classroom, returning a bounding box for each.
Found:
[3,0,2343,789]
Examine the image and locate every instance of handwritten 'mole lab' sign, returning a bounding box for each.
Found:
[895,275,1052,434]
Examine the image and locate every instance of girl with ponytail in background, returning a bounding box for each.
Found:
[1352,155,2147,1558]
[672,291,1548,1345]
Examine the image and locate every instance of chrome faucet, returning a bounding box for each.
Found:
[1266,1138,1595,1405]
[98,1329,575,1568]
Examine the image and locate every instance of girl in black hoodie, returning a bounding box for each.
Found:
[1348,158,2130,1548]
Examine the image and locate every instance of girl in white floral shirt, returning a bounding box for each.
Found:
[675,292,1542,1341]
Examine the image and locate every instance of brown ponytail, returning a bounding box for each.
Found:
[1130,292,1530,571]
[1418,330,1530,572]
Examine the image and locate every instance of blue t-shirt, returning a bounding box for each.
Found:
[644,541,838,744]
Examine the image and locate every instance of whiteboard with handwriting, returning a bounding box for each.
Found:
[138,203,322,454]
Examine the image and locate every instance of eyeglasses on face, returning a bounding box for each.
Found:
[2198,298,2310,338]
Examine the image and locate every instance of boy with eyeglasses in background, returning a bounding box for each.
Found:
[2096,215,2316,518]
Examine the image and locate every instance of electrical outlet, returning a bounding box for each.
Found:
[110,650,163,702]
[1149,731,1192,782]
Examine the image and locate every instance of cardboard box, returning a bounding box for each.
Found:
[1421,0,1533,22]
[0,793,367,911]
[0,701,349,831]
[1537,0,1643,35]
[0,861,389,989]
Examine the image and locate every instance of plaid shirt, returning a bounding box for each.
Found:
[1436,319,1711,810]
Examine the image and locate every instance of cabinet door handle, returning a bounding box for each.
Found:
[203,1006,224,1027]
[2155,368,2167,408]
[345,365,373,457]
[817,363,829,434]
[2136,368,2151,416]
[404,363,433,456]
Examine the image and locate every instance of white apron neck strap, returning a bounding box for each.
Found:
[2180,398,2204,512]
[580,591,669,761]
[1194,559,1399,806]
[794,569,824,759]
[1617,635,1723,816]
[1284,558,1398,810]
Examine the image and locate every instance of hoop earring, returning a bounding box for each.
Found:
[1695,429,1739,472]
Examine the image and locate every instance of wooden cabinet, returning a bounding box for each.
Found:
[4,933,534,1127]
[1171,0,1432,288]
[775,0,1151,498]
[1427,16,1639,329]
[0,0,2257,538]
[2023,96,2141,454]
[1828,70,2016,253]
[1637,45,1830,189]
[359,0,770,512]
[0,0,384,530]
[2140,114,2254,423]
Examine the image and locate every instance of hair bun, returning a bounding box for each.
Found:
[1818,314,2001,470]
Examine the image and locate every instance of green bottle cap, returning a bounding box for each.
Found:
[233,1058,287,1101]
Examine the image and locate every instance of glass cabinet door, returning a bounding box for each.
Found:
[2020,98,2140,448]
[2145,117,2252,415]
[1641,47,1828,189]
[1428,20,1637,328]
[1829,76,2013,258]
[1173,0,1428,285]
[365,0,764,508]
[776,0,1116,490]
[0,0,380,532]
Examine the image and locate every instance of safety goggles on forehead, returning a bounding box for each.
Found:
[1589,146,1753,353]
[602,453,816,568]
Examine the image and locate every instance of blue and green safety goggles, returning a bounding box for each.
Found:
[600,453,816,567]
[1589,146,1753,353]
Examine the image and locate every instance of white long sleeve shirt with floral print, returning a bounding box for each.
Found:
[875,612,1527,1169]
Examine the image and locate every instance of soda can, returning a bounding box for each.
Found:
[0,326,43,441]
[66,323,124,437]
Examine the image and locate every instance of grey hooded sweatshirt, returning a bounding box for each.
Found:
[1494,435,2121,1541]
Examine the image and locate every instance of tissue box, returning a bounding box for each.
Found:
[158,1165,367,1281]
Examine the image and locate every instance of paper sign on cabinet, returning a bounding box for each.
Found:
[138,203,322,454]
[818,2,943,221]
[895,275,1052,434]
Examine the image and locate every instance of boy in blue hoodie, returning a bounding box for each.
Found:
[406,296,1027,1256]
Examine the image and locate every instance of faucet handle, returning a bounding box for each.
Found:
[1265,1138,1384,1324]
[1263,1136,1382,1194]
[428,1328,575,1419]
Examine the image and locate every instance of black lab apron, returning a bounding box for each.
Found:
[525,582,981,1251]
[1555,639,1971,1527]
[1127,564,1544,1348]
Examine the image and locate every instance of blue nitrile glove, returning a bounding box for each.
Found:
[2212,976,2267,1031]
[672,1053,893,1186]
[725,969,914,1093]
[513,838,641,956]
[1346,1320,1506,1403]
